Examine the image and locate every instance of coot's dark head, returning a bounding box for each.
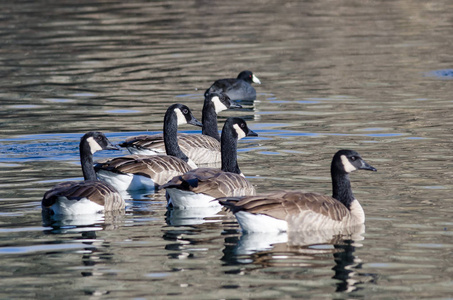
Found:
[237,70,261,84]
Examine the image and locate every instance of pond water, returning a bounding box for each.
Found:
[1,0,453,298]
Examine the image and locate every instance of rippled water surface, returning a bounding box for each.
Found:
[2,0,453,298]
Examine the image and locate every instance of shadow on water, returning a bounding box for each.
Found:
[220,224,378,294]
[331,238,378,293]
[41,209,126,233]
[165,206,224,226]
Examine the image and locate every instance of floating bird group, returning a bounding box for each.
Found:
[163,117,258,209]
[42,70,377,234]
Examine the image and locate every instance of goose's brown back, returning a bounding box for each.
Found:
[95,155,192,186]
[220,190,351,222]
[163,167,255,198]
[42,180,124,211]
[120,133,221,166]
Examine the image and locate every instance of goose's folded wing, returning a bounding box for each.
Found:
[219,190,349,221]
[42,181,121,208]
[95,155,191,185]
[163,168,255,198]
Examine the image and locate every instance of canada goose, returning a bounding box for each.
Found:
[95,104,202,191]
[41,131,124,215]
[119,93,241,166]
[218,150,377,232]
[162,117,258,208]
[204,70,261,101]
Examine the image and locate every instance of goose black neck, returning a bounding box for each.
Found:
[331,166,355,209]
[201,99,220,141]
[79,140,97,181]
[163,110,189,162]
[220,124,241,174]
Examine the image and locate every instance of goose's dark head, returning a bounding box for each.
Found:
[225,117,258,140]
[206,92,242,113]
[237,70,261,84]
[169,103,203,127]
[332,150,377,174]
[81,131,118,154]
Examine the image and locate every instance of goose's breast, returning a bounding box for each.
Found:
[50,197,105,215]
[287,203,363,232]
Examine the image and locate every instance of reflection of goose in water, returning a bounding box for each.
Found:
[332,237,373,293]
[222,224,376,293]
[233,224,365,257]
[58,231,119,280]
[42,210,125,233]
[165,206,224,226]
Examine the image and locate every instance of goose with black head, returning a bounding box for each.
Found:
[95,104,202,191]
[162,117,258,208]
[218,150,377,232]
[42,131,124,215]
[119,93,241,166]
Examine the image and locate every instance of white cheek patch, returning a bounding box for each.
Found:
[252,74,261,84]
[233,124,246,140]
[86,137,103,154]
[211,96,228,113]
[341,155,357,173]
[174,108,187,125]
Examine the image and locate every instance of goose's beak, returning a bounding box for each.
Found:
[105,141,120,151]
[247,129,258,137]
[359,160,377,172]
[189,117,203,127]
[229,102,242,109]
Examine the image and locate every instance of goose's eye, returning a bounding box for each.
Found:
[350,156,356,161]
[240,123,245,128]
[183,109,188,114]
